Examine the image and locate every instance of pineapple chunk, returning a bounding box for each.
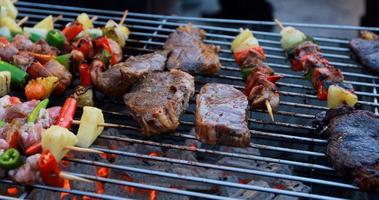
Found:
[0,0,17,19]
[0,71,11,97]
[280,26,306,51]
[1,16,21,33]
[233,36,259,53]
[231,29,253,52]
[327,85,358,109]
[76,106,104,148]
[77,13,93,30]
[34,15,54,31]
[42,125,78,161]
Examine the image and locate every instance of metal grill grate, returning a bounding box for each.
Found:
[1,1,379,199]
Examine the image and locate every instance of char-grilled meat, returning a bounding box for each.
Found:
[124,70,195,136]
[91,51,168,97]
[323,106,379,191]
[195,83,250,147]
[350,37,379,73]
[164,24,221,75]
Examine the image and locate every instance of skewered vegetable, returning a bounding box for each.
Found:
[55,53,71,69]
[1,16,21,34]
[0,71,11,96]
[55,97,77,128]
[103,19,129,47]
[327,85,358,109]
[33,15,54,30]
[24,76,58,100]
[71,86,94,107]
[41,125,78,161]
[75,28,103,39]
[76,13,93,30]
[25,142,42,156]
[279,26,306,51]
[76,106,104,148]
[38,150,64,187]
[46,30,65,49]
[231,29,253,52]
[79,63,91,86]
[0,0,17,19]
[0,26,12,40]
[23,27,48,42]
[27,98,49,123]
[0,120,4,127]
[62,22,83,41]
[0,60,28,88]
[0,148,22,170]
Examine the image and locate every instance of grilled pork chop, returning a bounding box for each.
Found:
[91,51,168,97]
[164,24,221,75]
[124,70,195,136]
[350,31,379,72]
[196,83,250,147]
[323,106,379,191]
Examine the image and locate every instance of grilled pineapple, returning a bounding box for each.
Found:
[0,71,11,96]
[76,106,104,148]
[77,13,93,30]
[327,85,358,109]
[231,29,254,52]
[42,125,78,161]
[1,16,21,33]
[0,0,17,19]
[34,15,54,30]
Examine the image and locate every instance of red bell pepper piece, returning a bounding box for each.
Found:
[62,23,84,41]
[95,36,117,65]
[290,58,304,71]
[0,37,10,46]
[25,142,42,156]
[55,97,77,128]
[6,131,20,149]
[267,75,284,84]
[38,150,64,187]
[234,46,265,66]
[79,63,91,86]
[74,38,93,59]
[317,85,328,100]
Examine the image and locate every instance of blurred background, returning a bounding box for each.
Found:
[26,0,378,38]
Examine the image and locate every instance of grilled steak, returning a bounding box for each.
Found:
[124,70,195,136]
[195,83,250,147]
[91,51,168,97]
[323,106,379,191]
[350,31,379,72]
[164,24,221,75]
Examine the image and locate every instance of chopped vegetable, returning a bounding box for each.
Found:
[0,60,28,88]
[71,86,94,107]
[327,85,358,109]
[62,22,84,41]
[55,53,71,69]
[25,76,58,100]
[39,150,64,187]
[28,52,55,65]
[234,37,259,53]
[55,97,77,128]
[25,142,42,156]
[0,120,4,127]
[279,26,306,51]
[1,16,21,34]
[79,63,91,86]
[76,106,104,148]
[33,15,54,30]
[77,13,93,30]
[46,30,65,49]
[27,99,49,123]
[97,49,111,65]
[231,29,253,52]
[74,37,93,59]
[23,27,48,42]
[41,125,78,161]
[103,19,129,47]
[234,46,265,66]
[0,26,12,41]
[0,0,17,19]
[95,36,117,65]
[0,71,11,97]
[75,28,103,40]
[6,130,19,149]
[0,148,22,170]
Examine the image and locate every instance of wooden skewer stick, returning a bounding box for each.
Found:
[91,16,98,23]
[274,19,284,30]
[17,16,28,26]
[64,146,103,154]
[72,120,133,129]
[265,100,275,122]
[59,171,93,183]
[119,10,128,25]
[53,15,63,23]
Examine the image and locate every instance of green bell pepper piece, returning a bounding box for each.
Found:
[0,120,4,127]
[55,53,71,70]
[98,49,111,65]
[241,67,252,81]
[46,30,66,49]
[0,60,28,88]
[27,99,49,123]
[0,148,22,170]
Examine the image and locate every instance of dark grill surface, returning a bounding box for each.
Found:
[1,1,379,200]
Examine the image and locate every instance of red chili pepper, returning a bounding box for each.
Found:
[267,75,284,84]
[74,38,93,59]
[290,58,303,71]
[6,131,20,149]
[38,150,64,187]
[55,97,77,128]
[9,96,21,105]
[79,63,91,86]
[95,36,117,65]
[62,23,84,41]
[317,84,328,100]
[0,37,10,45]
[25,142,42,156]
[234,46,265,66]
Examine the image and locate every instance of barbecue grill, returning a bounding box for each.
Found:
[1,1,379,200]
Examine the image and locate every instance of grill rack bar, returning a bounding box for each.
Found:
[1,1,376,200]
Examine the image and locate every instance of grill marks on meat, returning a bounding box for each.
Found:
[124,70,194,136]
[350,36,379,73]
[92,51,168,97]
[196,83,250,147]
[323,106,379,191]
[164,24,221,75]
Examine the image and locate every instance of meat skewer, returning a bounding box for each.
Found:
[275,19,358,109]
[231,29,282,121]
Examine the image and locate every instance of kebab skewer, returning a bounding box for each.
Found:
[231,29,282,121]
[274,19,358,109]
